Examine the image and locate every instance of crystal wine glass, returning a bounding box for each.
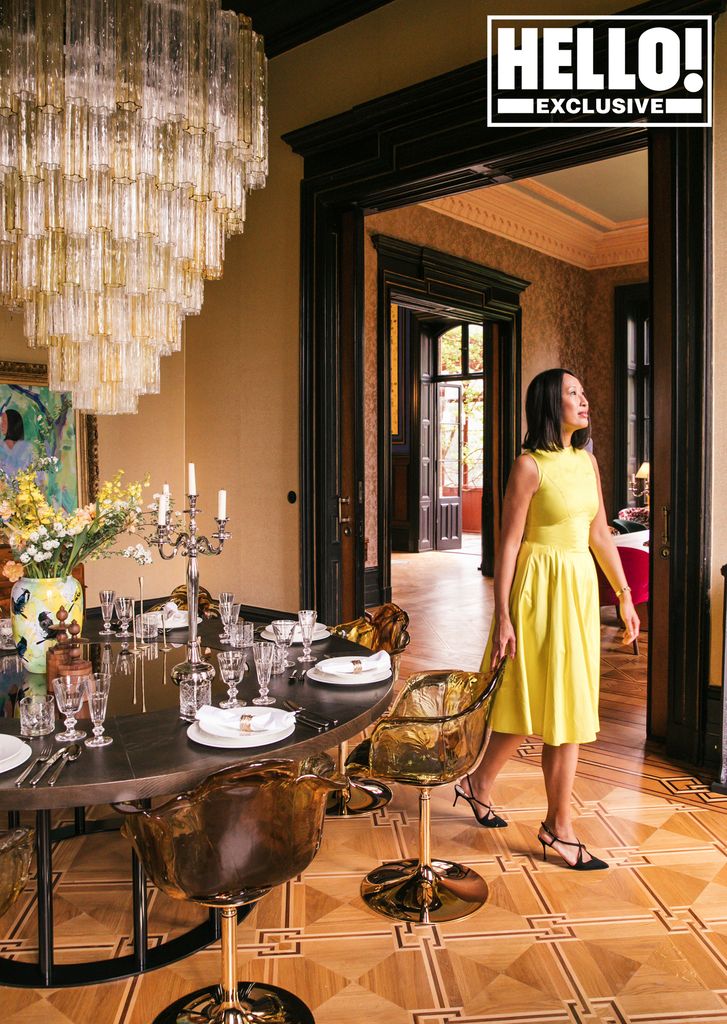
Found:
[99,590,116,635]
[271,619,296,668]
[221,602,241,645]
[115,596,134,637]
[84,673,113,748]
[52,675,87,742]
[218,650,246,709]
[218,591,234,641]
[297,610,318,664]
[252,641,275,706]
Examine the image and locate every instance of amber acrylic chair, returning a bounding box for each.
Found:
[0,828,34,919]
[353,663,505,924]
[115,755,346,1024]
[326,603,411,815]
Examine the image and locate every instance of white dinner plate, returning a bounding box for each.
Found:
[187,718,296,749]
[306,664,391,686]
[0,738,32,775]
[260,625,329,644]
[0,733,30,767]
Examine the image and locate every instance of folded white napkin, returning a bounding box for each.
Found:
[195,705,294,738]
[162,601,189,629]
[318,650,391,676]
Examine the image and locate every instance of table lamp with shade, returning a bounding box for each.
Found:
[630,462,650,505]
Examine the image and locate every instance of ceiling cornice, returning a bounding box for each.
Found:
[422,183,648,270]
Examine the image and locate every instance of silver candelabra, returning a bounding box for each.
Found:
[153,493,230,689]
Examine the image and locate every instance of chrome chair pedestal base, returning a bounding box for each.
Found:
[153,982,314,1024]
[326,777,393,816]
[361,857,488,924]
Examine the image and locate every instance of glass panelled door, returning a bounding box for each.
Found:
[436,383,463,549]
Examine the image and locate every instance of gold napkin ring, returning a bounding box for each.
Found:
[352,659,363,674]
[239,715,253,733]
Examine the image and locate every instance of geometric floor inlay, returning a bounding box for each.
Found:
[2,551,726,1022]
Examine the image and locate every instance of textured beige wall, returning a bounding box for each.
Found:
[363,204,646,565]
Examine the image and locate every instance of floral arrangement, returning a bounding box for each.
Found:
[0,456,153,582]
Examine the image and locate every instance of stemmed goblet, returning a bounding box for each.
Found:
[297,610,318,664]
[52,675,87,743]
[218,650,246,709]
[99,590,116,635]
[271,619,296,668]
[115,596,134,638]
[220,602,241,645]
[252,641,275,706]
[85,673,113,748]
[218,592,234,642]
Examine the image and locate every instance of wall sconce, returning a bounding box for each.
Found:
[630,462,650,504]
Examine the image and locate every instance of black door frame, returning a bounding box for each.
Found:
[372,235,528,598]
[284,0,721,763]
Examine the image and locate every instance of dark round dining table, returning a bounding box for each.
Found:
[0,621,393,990]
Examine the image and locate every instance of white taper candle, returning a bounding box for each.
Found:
[188,463,196,495]
[217,489,227,520]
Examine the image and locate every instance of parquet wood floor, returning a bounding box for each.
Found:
[2,550,727,1023]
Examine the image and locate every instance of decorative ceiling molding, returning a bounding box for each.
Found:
[422,181,648,270]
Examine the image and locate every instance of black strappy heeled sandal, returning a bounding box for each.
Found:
[538,821,608,870]
[452,776,508,828]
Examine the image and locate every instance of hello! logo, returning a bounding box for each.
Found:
[486,16,712,128]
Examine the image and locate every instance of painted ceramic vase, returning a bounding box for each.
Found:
[10,576,84,674]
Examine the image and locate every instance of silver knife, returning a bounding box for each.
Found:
[30,747,65,787]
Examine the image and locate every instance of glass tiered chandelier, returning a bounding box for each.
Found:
[0,1,267,414]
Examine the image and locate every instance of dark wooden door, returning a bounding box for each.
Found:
[418,328,434,552]
[435,383,463,550]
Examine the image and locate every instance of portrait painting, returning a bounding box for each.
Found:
[0,361,98,511]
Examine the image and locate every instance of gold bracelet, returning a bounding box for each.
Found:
[615,585,632,599]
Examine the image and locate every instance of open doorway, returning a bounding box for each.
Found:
[366,149,651,751]
[389,311,489,559]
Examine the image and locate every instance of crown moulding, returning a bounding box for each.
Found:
[422,180,648,271]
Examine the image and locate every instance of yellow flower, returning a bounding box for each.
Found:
[2,560,24,583]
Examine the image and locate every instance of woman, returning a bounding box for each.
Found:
[454,368,640,870]
[0,407,32,475]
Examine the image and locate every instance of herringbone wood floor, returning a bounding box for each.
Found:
[2,549,726,1023]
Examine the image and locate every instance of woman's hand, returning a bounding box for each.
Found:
[619,595,641,646]
[491,617,516,669]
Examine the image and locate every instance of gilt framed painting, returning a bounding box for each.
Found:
[0,360,98,511]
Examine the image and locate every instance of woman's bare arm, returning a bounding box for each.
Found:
[587,453,640,645]
[489,454,539,667]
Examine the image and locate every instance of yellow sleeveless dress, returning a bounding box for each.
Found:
[484,446,601,746]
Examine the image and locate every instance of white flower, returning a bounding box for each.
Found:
[121,543,153,566]
[33,550,50,562]
[28,530,39,542]
[53,522,64,532]
[42,540,54,550]
[19,552,31,564]
[25,545,37,557]
[37,525,48,536]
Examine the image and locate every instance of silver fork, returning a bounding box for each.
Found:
[15,737,55,787]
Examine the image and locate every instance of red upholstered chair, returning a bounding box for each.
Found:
[595,546,649,655]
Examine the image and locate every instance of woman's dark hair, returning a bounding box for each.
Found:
[522,368,590,451]
[3,409,24,442]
